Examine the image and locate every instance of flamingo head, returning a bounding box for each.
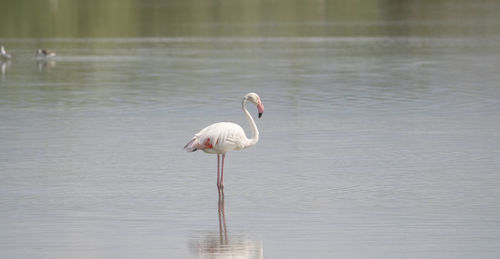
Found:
[245,92,264,118]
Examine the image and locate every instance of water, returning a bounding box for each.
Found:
[2,2,500,258]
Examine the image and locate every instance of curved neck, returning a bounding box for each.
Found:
[242,98,259,148]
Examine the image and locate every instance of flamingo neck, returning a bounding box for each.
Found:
[242,98,259,148]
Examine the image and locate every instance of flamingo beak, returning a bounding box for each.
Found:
[257,101,264,118]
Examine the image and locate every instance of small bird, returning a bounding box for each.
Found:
[36,49,56,58]
[1,46,12,60]
[184,92,264,190]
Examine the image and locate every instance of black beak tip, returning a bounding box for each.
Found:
[258,112,263,118]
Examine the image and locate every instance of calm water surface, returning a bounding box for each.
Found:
[1,36,500,258]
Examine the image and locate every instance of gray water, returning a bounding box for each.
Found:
[1,36,500,258]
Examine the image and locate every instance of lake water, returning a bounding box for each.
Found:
[1,2,500,259]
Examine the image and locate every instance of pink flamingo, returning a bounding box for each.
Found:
[184,93,264,190]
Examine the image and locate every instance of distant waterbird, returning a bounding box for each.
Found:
[1,45,12,60]
[36,49,56,58]
[184,92,264,190]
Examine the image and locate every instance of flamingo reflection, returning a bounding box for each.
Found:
[190,190,263,259]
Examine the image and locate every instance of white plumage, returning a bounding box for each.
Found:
[184,92,264,190]
[1,46,11,60]
[185,122,248,154]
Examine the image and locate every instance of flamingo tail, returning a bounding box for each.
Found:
[184,138,199,152]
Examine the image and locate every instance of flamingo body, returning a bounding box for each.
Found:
[185,122,249,154]
[184,93,264,189]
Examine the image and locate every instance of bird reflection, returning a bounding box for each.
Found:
[1,60,10,80]
[190,190,263,259]
[218,190,228,244]
[36,59,56,72]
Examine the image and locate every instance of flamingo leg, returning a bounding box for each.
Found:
[220,154,226,190]
[217,154,221,188]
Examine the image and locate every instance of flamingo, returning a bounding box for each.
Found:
[184,92,264,190]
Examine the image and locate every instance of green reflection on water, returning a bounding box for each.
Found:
[1,0,499,38]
